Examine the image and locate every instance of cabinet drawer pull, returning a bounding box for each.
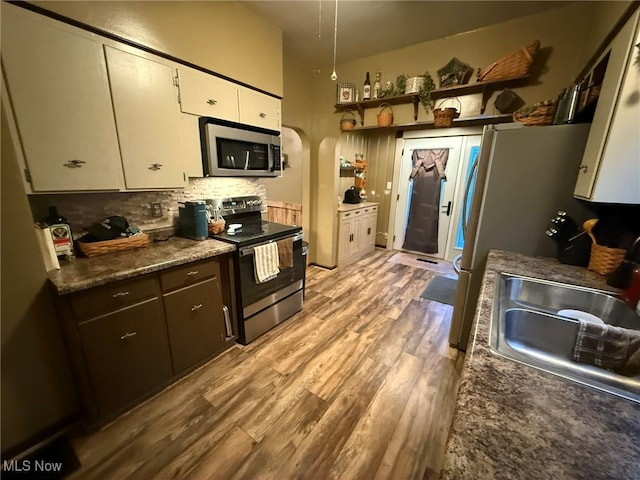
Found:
[206,99,217,105]
[344,213,351,217]
[63,159,86,168]
[191,304,203,311]
[120,332,137,340]
[112,291,130,298]
[186,271,199,277]
[149,163,163,171]
[259,112,267,118]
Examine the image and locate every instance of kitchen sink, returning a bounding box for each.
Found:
[489,273,640,403]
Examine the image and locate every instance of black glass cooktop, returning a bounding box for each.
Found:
[212,221,301,248]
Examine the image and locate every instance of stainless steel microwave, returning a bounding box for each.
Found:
[200,118,281,177]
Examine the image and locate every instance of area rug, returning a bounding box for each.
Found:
[420,275,458,306]
[388,252,456,276]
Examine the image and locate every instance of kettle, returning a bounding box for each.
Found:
[343,186,361,204]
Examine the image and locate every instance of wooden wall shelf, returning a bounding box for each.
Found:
[334,74,530,125]
[348,114,515,132]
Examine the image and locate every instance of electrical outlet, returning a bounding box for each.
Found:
[151,202,163,218]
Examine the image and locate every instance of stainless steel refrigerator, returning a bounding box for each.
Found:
[448,122,593,350]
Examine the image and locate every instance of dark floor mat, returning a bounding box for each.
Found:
[2,436,80,479]
[420,276,458,306]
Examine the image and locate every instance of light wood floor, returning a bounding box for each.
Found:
[69,249,464,480]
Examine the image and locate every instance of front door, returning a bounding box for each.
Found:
[393,136,463,258]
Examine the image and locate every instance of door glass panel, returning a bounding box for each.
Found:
[455,145,480,249]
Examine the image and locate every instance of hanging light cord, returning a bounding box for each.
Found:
[331,0,338,80]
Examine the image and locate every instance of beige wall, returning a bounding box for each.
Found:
[300,2,634,263]
[1,105,79,453]
[28,0,283,96]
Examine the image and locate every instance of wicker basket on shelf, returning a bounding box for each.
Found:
[340,110,357,132]
[77,233,149,257]
[588,243,626,276]
[376,104,394,127]
[433,98,461,128]
[513,100,556,126]
[477,40,540,81]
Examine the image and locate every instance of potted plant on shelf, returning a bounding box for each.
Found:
[397,71,436,112]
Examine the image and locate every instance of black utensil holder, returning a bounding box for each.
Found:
[557,231,592,266]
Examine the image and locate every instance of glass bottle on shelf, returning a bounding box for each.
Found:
[363,72,371,101]
[373,71,381,99]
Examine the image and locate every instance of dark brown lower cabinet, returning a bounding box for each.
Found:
[55,254,238,429]
[163,277,227,374]
[78,298,173,417]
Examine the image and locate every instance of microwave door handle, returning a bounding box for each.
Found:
[244,151,250,170]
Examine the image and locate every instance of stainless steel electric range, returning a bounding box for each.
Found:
[208,196,305,344]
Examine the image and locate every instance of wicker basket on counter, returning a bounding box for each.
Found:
[588,243,626,276]
[208,220,226,235]
[77,233,149,257]
[477,40,540,81]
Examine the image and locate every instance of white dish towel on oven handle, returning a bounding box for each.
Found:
[253,242,280,283]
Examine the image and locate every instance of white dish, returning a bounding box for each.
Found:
[557,309,604,325]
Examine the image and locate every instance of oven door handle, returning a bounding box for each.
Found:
[239,232,303,257]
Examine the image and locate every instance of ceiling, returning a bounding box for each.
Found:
[240,1,573,72]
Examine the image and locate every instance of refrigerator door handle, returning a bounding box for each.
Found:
[462,158,479,240]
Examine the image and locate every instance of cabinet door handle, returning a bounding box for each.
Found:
[191,304,203,311]
[112,291,130,298]
[149,163,163,171]
[120,332,137,340]
[578,164,588,173]
[368,227,372,235]
[223,305,233,338]
[187,271,199,276]
[63,159,86,168]
[206,99,217,105]
[259,112,267,118]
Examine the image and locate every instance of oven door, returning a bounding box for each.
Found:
[237,233,304,318]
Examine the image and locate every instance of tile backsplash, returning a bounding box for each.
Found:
[28,177,266,235]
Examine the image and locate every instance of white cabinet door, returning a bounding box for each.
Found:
[359,207,378,254]
[238,87,281,131]
[177,68,239,121]
[575,11,640,203]
[105,46,184,188]
[179,114,204,178]
[2,4,123,191]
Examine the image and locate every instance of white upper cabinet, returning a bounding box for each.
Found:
[105,46,185,188]
[575,11,640,204]
[177,68,239,121]
[2,4,124,191]
[238,86,281,131]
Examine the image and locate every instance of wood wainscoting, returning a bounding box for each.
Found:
[267,200,302,226]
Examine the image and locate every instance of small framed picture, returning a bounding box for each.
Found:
[337,83,356,104]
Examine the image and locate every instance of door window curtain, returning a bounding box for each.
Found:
[402,148,449,254]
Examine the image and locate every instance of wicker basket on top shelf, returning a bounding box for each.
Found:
[477,40,540,81]
[513,100,556,126]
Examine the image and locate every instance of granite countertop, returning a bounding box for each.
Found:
[337,201,379,212]
[440,250,640,480]
[48,236,235,295]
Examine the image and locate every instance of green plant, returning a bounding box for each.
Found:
[418,71,436,112]
[395,74,407,96]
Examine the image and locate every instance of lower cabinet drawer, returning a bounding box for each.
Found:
[160,258,220,292]
[78,298,173,417]
[163,277,227,374]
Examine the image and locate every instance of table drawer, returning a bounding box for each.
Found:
[159,258,220,292]
[71,275,158,321]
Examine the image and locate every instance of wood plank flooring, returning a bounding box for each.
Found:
[68,249,465,480]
